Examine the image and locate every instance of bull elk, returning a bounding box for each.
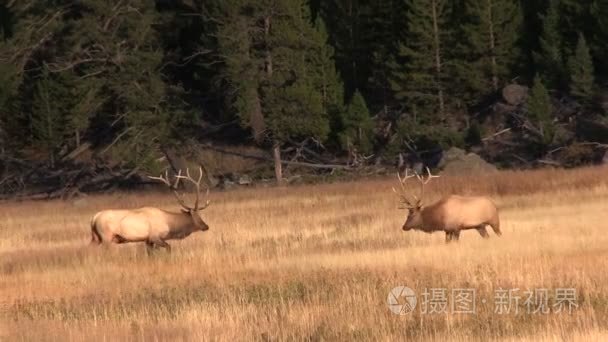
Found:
[393,168,501,243]
[90,167,211,254]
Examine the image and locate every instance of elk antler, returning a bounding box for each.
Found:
[175,166,210,211]
[148,167,211,211]
[148,169,190,210]
[414,167,440,204]
[392,167,440,208]
[392,168,418,208]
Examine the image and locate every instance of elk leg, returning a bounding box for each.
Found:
[477,226,490,239]
[452,231,461,241]
[489,221,502,236]
[445,232,453,243]
[89,227,102,246]
[145,241,156,256]
[154,240,172,253]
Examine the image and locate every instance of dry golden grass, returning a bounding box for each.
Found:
[1,166,608,341]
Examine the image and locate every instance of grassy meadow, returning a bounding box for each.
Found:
[1,166,608,341]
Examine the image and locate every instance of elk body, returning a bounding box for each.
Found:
[90,168,211,254]
[393,168,501,243]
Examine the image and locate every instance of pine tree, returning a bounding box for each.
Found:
[339,90,374,154]
[212,0,334,184]
[2,1,182,171]
[560,0,593,55]
[0,63,19,124]
[459,0,522,95]
[366,0,403,112]
[318,0,371,98]
[527,75,554,146]
[0,62,20,154]
[68,79,102,148]
[0,2,66,154]
[0,1,65,73]
[30,69,68,166]
[534,0,565,88]
[264,0,331,183]
[389,0,450,120]
[590,0,608,76]
[568,33,595,104]
[70,1,177,171]
[211,0,265,143]
[310,17,346,144]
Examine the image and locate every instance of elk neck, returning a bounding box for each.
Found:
[418,206,443,233]
[164,209,200,234]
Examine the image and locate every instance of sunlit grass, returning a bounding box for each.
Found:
[1,165,608,341]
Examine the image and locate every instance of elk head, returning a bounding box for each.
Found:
[392,167,440,231]
[149,167,211,231]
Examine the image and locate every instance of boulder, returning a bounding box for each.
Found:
[438,147,498,176]
[598,89,608,113]
[72,197,89,208]
[576,117,608,143]
[219,179,235,190]
[238,174,253,185]
[502,84,529,106]
[437,147,466,169]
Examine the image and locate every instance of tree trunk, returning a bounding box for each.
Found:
[250,93,265,144]
[431,0,445,118]
[251,17,272,144]
[487,0,498,91]
[264,16,273,76]
[272,142,283,186]
[264,16,283,186]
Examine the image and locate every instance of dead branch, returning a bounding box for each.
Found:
[482,128,512,141]
[511,154,532,165]
[101,127,134,154]
[61,142,93,162]
[44,58,108,73]
[537,159,562,167]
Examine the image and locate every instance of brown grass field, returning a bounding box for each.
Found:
[1,166,608,341]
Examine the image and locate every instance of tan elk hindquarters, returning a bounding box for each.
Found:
[90,168,211,254]
[393,168,501,243]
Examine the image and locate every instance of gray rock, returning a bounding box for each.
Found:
[502,84,529,106]
[438,147,498,176]
[238,174,253,185]
[437,147,466,169]
[72,197,89,208]
[411,161,424,174]
[206,173,220,188]
[599,90,608,113]
[220,179,235,190]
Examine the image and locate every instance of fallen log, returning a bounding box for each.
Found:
[199,144,351,170]
[61,142,92,161]
[0,163,145,201]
